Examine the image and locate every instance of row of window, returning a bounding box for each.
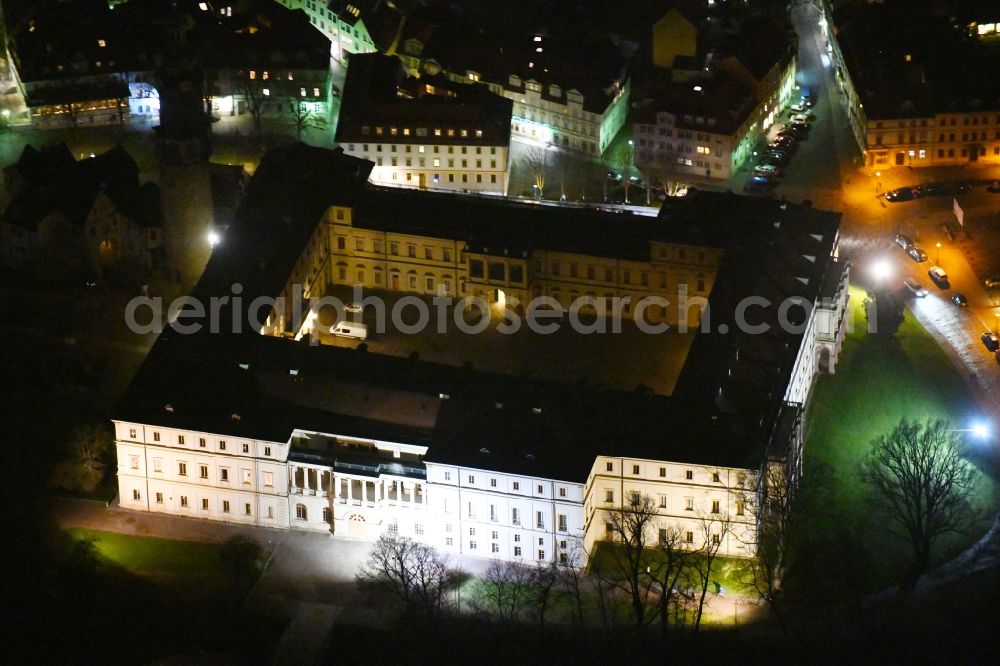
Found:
[606,462,745,484]
[130,455,275,487]
[355,143,499,157]
[462,503,570,531]
[128,427,273,457]
[360,126,486,139]
[380,171,499,185]
[601,489,745,516]
[133,488,277,519]
[370,155,500,170]
[443,471,571,498]
[605,523,722,547]
[543,261,707,291]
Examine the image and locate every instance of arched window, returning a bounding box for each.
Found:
[322,507,332,523]
[295,503,307,520]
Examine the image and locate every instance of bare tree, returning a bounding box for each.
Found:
[475,559,534,624]
[739,463,792,636]
[648,164,689,198]
[611,143,635,203]
[861,418,980,596]
[602,493,659,625]
[240,74,267,136]
[73,424,111,476]
[645,524,694,635]
[409,542,460,618]
[522,146,548,199]
[357,534,422,610]
[529,562,560,630]
[288,100,316,139]
[692,509,734,632]
[555,540,588,626]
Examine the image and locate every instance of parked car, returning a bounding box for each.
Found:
[344,303,364,314]
[903,279,928,297]
[985,276,1000,289]
[767,149,792,163]
[745,175,772,193]
[988,180,1000,193]
[789,103,806,113]
[606,171,622,183]
[790,113,811,124]
[928,266,949,287]
[950,293,968,307]
[753,164,780,177]
[916,183,952,197]
[982,332,1000,352]
[786,123,810,139]
[908,246,928,262]
[885,187,916,202]
[770,137,796,151]
[331,321,368,340]
[894,233,913,249]
[763,152,788,167]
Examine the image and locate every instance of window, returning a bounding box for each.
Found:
[414,523,424,535]
[736,501,745,516]
[659,495,667,508]
[685,497,694,511]
[490,505,497,522]
[467,502,475,518]
[490,478,497,488]
[129,428,137,439]
[514,546,522,556]
[685,470,693,480]
[559,487,566,497]
[202,498,209,510]
[129,455,139,469]
[444,471,451,481]
[153,432,160,442]
[513,481,520,491]
[491,543,500,553]
[178,462,187,476]
[178,435,185,445]
[446,537,454,546]
[200,464,208,479]
[712,534,721,545]
[469,541,477,550]
[712,471,720,482]
[536,511,544,528]
[219,441,226,451]
[264,472,274,487]
[153,458,163,473]
[296,504,307,520]
[659,467,666,477]
[264,446,271,456]
[242,469,252,485]
[199,438,207,448]
[711,500,720,513]
[220,468,229,482]
[605,489,614,503]
[686,531,694,543]
[537,484,544,494]
[538,550,545,560]
[242,443,250,454]
[629,491,640,506]
[132,489,141,501]
[180,496,188,508]
[468,475,475,484]
[512,508,520,525]
[388,521,399,534]
[222,500,231,513]
[632,464,640,474]
[558,514,567,531]
[245,503,252,516]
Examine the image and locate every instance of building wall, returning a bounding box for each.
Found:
[866,112,1000,168]
[342,141,510,195]
[113,420,292,529]
[652,10,698,70]
[582,456,758,559]
[274,0,379,59]
[321,205,721,326]
[424,463,585,564]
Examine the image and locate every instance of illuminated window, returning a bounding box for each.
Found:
[313,87,320,97]
[132,489,141,501]
[685,497,694,511]
[129,455,139,469]
[300,87,307,97]
[475,129,483,137]
[447,129,455,137]
[97,39,106,48]
[264,472,274,487]
[262,88,270,96]
[403,128,411,136]
[287,72,293,80]
[434,129,442,136]
[262,71,269,80]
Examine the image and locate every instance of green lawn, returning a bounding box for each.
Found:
[65,527,228,577]
[790,286,998,597]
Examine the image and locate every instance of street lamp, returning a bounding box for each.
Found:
[207,230,221,248]
[935,242,942,264]
[871,258,892,284]
[875,170,882,195]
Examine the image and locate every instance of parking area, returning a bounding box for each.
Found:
[311,285,696,395]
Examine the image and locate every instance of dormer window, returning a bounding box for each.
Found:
[467,70,480,82]
[509,74,522,87]
[525,80,541,93]
[548,84,561,98]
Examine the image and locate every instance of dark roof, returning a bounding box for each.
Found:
[671,193,843,445]
[116,147,843,479]
[635,72,757,135]
[335,54,513,146]
[1,144,149,230]
[9,0,330,85]
[834,0,1000,118]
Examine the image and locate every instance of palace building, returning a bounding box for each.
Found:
[114,144,849,565]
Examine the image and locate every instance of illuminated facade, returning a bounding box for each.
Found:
[273,0,379,60]
[343,141,509,195]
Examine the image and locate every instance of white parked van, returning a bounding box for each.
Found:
[330,321,368,340]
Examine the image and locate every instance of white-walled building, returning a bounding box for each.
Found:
[336,55,512,195]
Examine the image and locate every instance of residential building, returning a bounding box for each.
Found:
[336,54,512,195]
[0,144,164,276]
[5,0,334,130]
[826,0,1000,168]
[273,0,385,59]
[634,2,797,182]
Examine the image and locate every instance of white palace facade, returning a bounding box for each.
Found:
[112,145,849,567]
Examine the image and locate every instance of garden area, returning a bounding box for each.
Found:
[789,286,999,601]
